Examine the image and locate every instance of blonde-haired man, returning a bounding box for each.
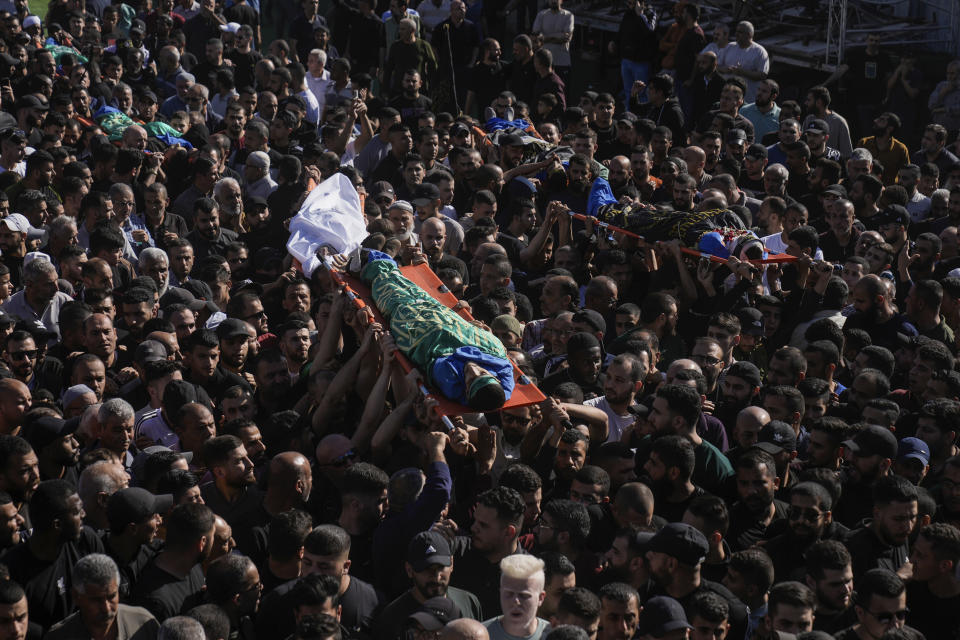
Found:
[483,556,550,640]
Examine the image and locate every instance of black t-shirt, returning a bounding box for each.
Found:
[388,94,433,128]
[340,576,381,639]
[373,588,482,640]
[130,560,205,621]
[906,581,960,640]
[0,527,105,631]
[640,579,749,640]
[845,524,910,578]
[727,499,789,551]
[449,537,526,618]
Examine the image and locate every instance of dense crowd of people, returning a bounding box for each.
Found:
[0,0,954,639]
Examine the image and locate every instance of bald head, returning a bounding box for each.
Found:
[0,379,30,400]
[441,619,490,640]
[422,217,445,235]
[666,359,702,383]
[0,379,31,430]
[315,434,352,466]
[270,451,311,485]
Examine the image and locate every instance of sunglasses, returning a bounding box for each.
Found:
[9,350,37,361]
[864,608,908,625]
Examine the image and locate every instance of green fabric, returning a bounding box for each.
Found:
[45,44,87,64]
[97,111,136,141]
[142,121,185,138]
[468,374,499,402]
[361,259,507,387]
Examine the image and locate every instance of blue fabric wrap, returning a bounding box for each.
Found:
[698,231,730,258]
[485,117,532,132]
[432,346,515,405]
[587,177,617,217]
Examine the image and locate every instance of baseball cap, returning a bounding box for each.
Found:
[129,19,146,34]
[646,523,708,567]
[450,123,470,138]
[755,420,798,454]
[370,181,396,199]
[736,307,764,336]
[876,205,909,228]
[823,184,848,198]
[14,95,47,111]
[408,598,460,631]
[107,487,174,532]
[745,143,767,160]
[245,196,268,209]
[897,437,930,466]
[412,183,441,205]
[134,340,168,365]
[725,361,762,388]
[842,424,898,460]
[726,128,747,144]
[216,318,251,340]
[572,309,606,335]
[387,200,414,214]
[491,314,523,338]
[638,596,692,638]
[0,311,15,327]
[22,415,78,451]
[219,21,241,34]
[499,133,524,147]
[407,531,452,572]
[2,214,47,243]
[138,89,159,104]
[159,287,206,313]
[805,119,829,135]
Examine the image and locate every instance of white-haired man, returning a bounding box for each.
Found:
[484,555,549,640]
[46,553,159,640]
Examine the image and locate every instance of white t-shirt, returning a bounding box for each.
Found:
[718,41,769,102]
[585,395,633,443]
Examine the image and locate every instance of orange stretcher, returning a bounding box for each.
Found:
[568,211,799,265]
[338,262,546,417]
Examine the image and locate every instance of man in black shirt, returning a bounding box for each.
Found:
[845,475,917,577]
[1,479,104,632]
[644,435,705,524]
[835,569,923,640]
[374,532,482,640]
[905,522,960,639]
[185,199,239,263]
[640,523,749,640]
[21,416,80,487]
[131,503,215,621]
[450,487,526,617]
[726,449,788,551]
[104,487,171,600]
[804,540,856,634]
[199,435,262,535]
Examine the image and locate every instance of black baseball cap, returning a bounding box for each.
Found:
[877,205,909,228]
[646,523,708,567]
[408,598,460,631]
[216,318,251,340]
[843,424,898,460]
[755,420,798,454]
[107,487,173,532]
[745,143,767,160]
[407,531,452,572]
[412,182,441,205]
[22,415,78,451]
[736,307,764,336]
[638,596,692,638]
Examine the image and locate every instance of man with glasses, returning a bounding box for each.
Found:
[763,482,845,584]
[835,569,915,640]
[3,330,59,396]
